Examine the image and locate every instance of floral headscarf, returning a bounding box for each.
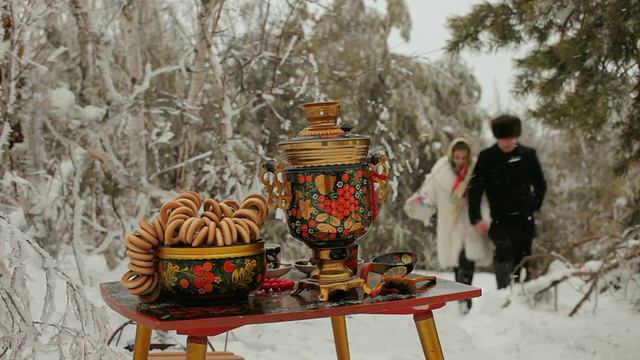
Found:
[447,137,474,227]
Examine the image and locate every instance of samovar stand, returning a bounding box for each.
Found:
[292,246,371,301]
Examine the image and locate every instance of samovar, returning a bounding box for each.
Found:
[261,101,389,301]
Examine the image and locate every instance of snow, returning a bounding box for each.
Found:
[50,87,76,113]
[84,256,640,360]
[0,121,11,157]
[2,209,639,360]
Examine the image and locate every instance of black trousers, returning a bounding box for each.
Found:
[488,216,535,276]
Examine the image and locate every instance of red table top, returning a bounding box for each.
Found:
[101,278,480,335]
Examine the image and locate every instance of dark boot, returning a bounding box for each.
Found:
[455,268,474,285]
[453,267,473,314]
[455,250,476,313]
[495,262,512,289]
[455,249,476,285]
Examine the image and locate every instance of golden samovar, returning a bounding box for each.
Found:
[261,101,389,301]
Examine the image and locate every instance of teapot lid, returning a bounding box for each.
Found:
[277,101,370,167]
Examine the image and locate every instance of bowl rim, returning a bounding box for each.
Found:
[159,239,264,258]
[372,251,418,264]
[294,259,316,266]
[266,262,293,278]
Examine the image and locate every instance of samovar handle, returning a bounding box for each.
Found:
[367,154,389,203]
[260,160,292,211]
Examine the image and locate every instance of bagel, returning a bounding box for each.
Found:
[206,221,217,246]
[139,273,160,296]
[160,200,184,224]
[201,211,221,225]
[218,202,234,219]
[203,199,222,219]
[127,272,156,295]
[167,212,190,225]
[240,196,268,213]
[127,233,154,251]
[138,219,157,238]
[191,225,209,247]
[222,200,240,212]
[129,257,155,268]
[239,218,261,241]
[232,217,250,234]
[168,206,197,219]
[121,271,147,289]
[128,262,155,276]
[221,217,238,244]
[126,249,154,262]
[186,218,205,244]
[180,217,197,245]
[164,217,185,246]
[124,235,149,253]
[218,218,233,246]
[235,222,251,244]
[136,227,160,247]
[152,218,165,243]
[232,208,261,226]
[176,198,199,215]
[242,193,268,204]
[215,227,224,247]
[138,279,162,303]
[186,190,202,204]
[175,191,201,210]
[240,198,269,226]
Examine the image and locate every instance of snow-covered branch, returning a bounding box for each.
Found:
[0,218,126,359]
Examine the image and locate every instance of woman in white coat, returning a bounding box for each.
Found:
[404,137,493,312]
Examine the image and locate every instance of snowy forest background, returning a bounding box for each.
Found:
[1,0,639,359]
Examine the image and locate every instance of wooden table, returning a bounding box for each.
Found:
[100,278,480,360]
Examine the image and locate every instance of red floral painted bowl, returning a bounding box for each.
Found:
[158,240,266,300]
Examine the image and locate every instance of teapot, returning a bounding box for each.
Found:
[261,101,390,300]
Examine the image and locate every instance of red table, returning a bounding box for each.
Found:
[100,278,480,360]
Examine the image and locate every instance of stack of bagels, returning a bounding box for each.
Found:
[120,191,269,303]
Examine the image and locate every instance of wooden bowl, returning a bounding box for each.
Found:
[294,260,317,276]
[371,252,419,273]
[360,252,419,283]
[158,241,265,300]
[266,262,293,278]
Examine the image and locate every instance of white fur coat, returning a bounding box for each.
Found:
[408,156,494,268]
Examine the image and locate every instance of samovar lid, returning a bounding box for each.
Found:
[277,101,370,167]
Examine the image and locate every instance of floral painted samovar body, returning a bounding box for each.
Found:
[261,101,389,300]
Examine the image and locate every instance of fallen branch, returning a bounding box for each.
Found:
[569,272,599,317]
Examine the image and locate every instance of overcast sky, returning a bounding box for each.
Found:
[382,0,529,113]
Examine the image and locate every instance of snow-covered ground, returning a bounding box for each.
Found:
[90,256,640,360]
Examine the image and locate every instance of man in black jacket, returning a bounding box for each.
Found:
[468,115,547,289]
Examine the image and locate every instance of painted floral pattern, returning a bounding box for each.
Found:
[286,165,373,246]
[159,254,265,298]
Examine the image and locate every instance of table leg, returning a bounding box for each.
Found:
[413,311,444,360]
[132,323,152,360]
[330,316,351,360]
[186,335,208,360]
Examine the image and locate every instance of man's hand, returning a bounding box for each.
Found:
[474,220,489,236]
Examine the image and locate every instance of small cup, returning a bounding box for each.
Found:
[265,243,281,269]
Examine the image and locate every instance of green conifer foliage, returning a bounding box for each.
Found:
[446,0,640,173]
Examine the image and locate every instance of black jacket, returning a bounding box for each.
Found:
[468,143,547,225]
